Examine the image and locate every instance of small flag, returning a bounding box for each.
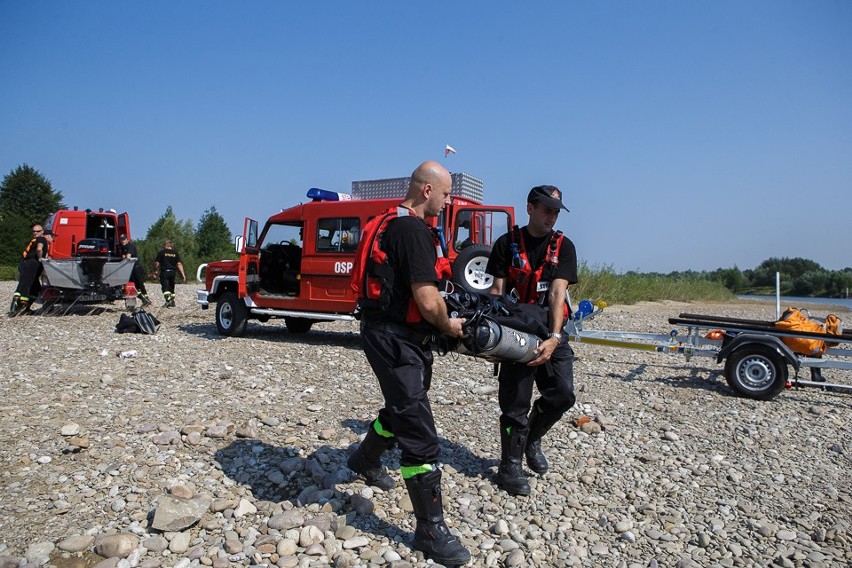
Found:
[444,144,456,157]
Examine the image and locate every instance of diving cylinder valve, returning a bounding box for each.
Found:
[457,318,541,363]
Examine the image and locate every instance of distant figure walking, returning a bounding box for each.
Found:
[153,240,186,308]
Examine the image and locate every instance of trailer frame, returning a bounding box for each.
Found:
[565,307,852,400]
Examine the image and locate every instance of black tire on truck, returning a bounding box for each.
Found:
[452,245,493,294]
[285,316,313,334]
[724,345,789,400]
[216,291,248,337]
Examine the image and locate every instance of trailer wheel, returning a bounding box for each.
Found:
[285,316,313,334]
[216,292,248,337]
[452,245,493,294]
[724,345,788,400]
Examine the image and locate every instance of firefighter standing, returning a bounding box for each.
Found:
[119,234,152,306]
[153,240,186,308]
[485,185,578,496]
[347,161,470,565]
[10,224,50,315]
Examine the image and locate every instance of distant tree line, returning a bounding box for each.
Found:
[636,258,852,298]
[0,164,237,280]
[2,164,849,298]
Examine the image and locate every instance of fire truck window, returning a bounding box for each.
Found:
[455,211,473,250]
[316,217,359,252]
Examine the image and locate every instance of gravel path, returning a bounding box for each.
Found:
[1,282,850,568]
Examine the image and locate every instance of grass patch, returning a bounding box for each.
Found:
[0,265,18,281]
[571,263,735,306]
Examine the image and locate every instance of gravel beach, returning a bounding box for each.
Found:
[1,281,850,568]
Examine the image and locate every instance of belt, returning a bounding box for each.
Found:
[364,321,434,346]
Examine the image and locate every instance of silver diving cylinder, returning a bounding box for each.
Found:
[456,318,542,363]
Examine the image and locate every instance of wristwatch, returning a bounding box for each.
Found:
[549,332,561,340]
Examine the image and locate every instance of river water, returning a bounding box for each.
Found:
[738,295,852,312]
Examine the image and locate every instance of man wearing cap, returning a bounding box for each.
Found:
[119,234,152,306]
[484,185,578,496]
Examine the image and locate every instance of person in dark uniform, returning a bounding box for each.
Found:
[347,161,470,565]
[119,234,152,306]
[153,240,186,307]
[10,224,50,315]
[485,185,578,496]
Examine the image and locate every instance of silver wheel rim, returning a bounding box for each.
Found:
[463,256,493,291]
[220,303,233,329]
[736,355,775,392]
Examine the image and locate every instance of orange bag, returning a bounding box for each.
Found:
[774,308,842,356]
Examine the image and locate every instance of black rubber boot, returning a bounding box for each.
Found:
[810,367,826,383]
[347,425,396,490]
[497,426,531,496]
[9,295,26,317]
[405,468,471,566]
[526,410,558,475]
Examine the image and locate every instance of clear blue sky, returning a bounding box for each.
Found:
[2,1,850,273]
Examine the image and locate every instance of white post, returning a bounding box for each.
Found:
[775,272,781,320]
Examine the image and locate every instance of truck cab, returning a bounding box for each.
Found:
[198,189,514,336]
[44,207,131,259]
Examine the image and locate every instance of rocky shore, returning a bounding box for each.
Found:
[1,282,849,568]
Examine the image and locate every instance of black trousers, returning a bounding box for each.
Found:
[159,269,176,294]
[15,259,43,299]
[361,320,440,467]
[130,262,147,294]
[497,335,576,430]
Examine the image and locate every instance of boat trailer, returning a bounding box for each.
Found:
[565,305,852,400]
[33,256,137,315]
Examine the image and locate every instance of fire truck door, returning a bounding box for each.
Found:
[117,213,130,241]
[239,218,260,296]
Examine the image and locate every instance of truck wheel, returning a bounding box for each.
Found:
[285,316,313,334]
[452,245,493,294]
[724,345,788,400]
[216,292,248,337]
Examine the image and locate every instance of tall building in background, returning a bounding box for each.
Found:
[352,172,484,203]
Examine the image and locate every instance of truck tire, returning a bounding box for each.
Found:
[724,345,788,400]
[285,316,313,334]
[216,292,248,337]
[452,245,493,294]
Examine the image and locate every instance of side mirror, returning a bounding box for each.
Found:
[234,235,244,253]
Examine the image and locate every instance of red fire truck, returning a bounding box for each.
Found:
[36,207,137,308]
[197,188,515,336]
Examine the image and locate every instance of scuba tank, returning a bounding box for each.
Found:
[456,317,541,364]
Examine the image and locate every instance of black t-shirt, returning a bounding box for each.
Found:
[156,248,181,271]
[486,227,578,285]
[120,242,139,258]
[22,236,49,261]
[369,215,437,323]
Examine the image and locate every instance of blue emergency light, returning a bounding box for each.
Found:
[306,188,352,202]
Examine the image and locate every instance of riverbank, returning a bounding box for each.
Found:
[1,284,849,567]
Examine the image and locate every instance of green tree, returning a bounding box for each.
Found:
[711,266,748,293]
[0,164,65,267]
[137,206,199,282]
[825,269,852,298]
[196,206,236,261]
[748,257,824,291]
[791,270,829,296]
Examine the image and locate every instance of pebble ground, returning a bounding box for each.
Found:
[1,282,849,568]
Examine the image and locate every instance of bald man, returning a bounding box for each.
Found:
[348,161,470,565]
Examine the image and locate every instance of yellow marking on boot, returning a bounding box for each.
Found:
[401,464,434,479]
[373,419,395,438]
